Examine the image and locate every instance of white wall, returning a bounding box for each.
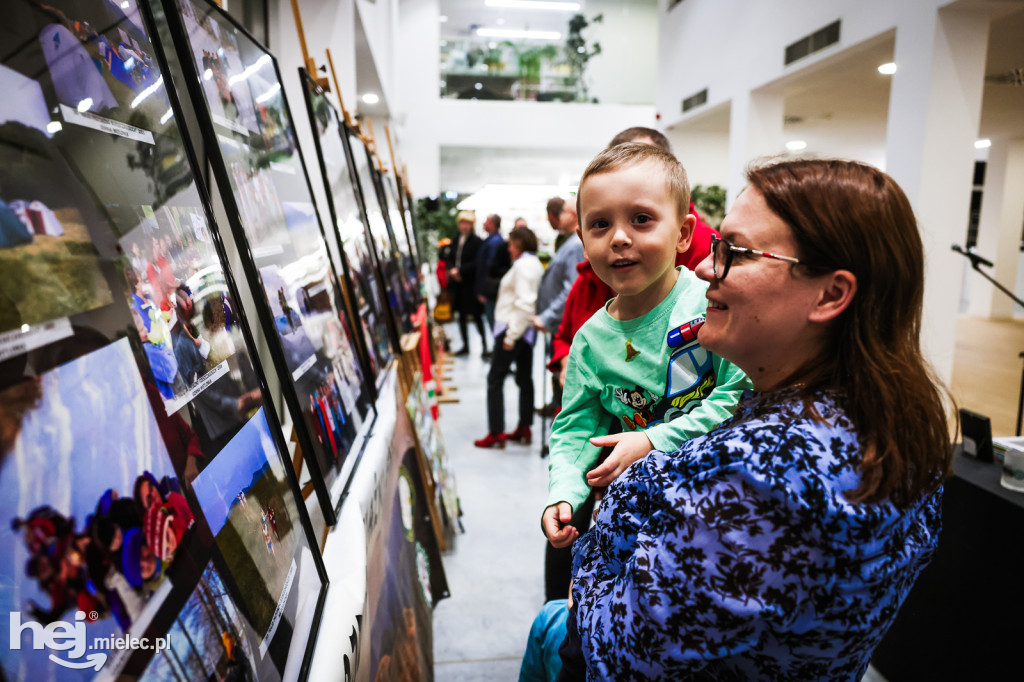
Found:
[585,0,658,106]
[664,128,730,188]
[656,0,921,129]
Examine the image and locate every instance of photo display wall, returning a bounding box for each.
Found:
[0,0,326,679]
[158,0,375,523]
[348,131,416,335]
[298,69,395,390]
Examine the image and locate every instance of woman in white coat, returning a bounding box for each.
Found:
[475,226,545,448]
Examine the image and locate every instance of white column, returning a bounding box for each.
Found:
[884,5,990,384]
[726,88,784,209]
[396,0,441,195]
[971,138,1024,318]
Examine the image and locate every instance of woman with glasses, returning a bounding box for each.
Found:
[565,158,952,681]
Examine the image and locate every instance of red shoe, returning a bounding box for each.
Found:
[503,425,532,445]
[474,433,506,449]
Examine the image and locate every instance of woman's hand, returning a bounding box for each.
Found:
[586,431,654,487]
[542,502,578,548]
[503,336,515,351]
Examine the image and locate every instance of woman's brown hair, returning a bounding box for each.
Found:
[509,226,538,254]
[746,158,953,507]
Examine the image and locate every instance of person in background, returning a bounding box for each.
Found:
[567,158,952,680]
[448,210,488,357]
[531,200,583,419]
[514,216,529,229]
[476,213,511,359]
[546,198,571,253]
[475,227,544,448]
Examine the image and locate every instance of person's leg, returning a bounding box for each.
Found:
[456,310,470,354]
[514,339,534,430]
[554,602,586,682]
[474,313,489,353]
[486,333,513,434]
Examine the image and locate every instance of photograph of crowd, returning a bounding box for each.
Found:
[0,338,195,681]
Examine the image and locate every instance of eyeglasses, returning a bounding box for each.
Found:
[709,236,810,281]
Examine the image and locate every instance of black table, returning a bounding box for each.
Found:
[872,453,1024,681]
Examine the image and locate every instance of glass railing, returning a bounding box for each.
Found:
[440,38,584,102]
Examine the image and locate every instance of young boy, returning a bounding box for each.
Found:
[543,143,750,548]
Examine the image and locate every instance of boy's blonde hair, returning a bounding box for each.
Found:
[576,142,691,222]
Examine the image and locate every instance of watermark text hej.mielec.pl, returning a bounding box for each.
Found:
[10,610,168,671]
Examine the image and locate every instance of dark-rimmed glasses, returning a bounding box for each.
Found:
[710,236,809,281]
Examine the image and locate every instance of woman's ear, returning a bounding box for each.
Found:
[809,269,856,323]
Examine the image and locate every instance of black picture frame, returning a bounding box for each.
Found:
[1,0,328,678]
[155,0,376,525]
[297,68,396,389]
[348,130,416,336]
[374,166,422,315]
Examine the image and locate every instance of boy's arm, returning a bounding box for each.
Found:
[646,355,751,453]
[545,350,608,514]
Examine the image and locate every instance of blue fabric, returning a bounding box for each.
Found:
[520,599,569,682]
[475,232,506,297]
[571,388,942,681]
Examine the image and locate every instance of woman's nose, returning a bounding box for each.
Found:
[694,251,714,282]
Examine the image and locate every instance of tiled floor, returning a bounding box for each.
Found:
[430,324,890,682]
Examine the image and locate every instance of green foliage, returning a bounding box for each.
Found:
[566,13,603,101]
[691,184,727,229]
[415,193,464,244]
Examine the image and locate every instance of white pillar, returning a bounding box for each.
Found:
[726,88,784,209]
[396,0,441,195]
[972,138,1024,318]
[884,5,990,384]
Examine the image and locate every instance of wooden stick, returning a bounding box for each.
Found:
[288,0,319,80]
[325,48,354,127]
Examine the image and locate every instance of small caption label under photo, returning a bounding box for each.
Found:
[0,318,74,362]
[59,105,155,145]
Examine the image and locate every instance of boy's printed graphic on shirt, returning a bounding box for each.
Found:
[614,385,657,430]
[613,316,718,432]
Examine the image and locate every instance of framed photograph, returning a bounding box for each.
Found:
[1,2,328,679]
[297,69,396,389]
[347,130,417,335]
[157,0,376,523]
[376,168,422,315]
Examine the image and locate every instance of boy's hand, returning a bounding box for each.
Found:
[542,502,578,548]
[586,431,654,487]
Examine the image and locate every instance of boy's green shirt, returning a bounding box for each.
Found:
[546,268,752,511]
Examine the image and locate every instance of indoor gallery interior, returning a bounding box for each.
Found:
[1,0,1021,681]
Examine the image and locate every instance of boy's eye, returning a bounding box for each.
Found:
[590,219,609,230]
[634,215,652,224]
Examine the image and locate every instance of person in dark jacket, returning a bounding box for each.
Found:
[475,213,511,359]
[448,210,488,356]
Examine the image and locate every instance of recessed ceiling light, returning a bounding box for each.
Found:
[975,138,992,149]
[485,0,580,10]
[362,93,379,105]
[877,62,897,75]
[476,27,561,40]
[786,140,807,151]
[488,41,497,49]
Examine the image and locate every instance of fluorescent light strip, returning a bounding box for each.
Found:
[130,76,164,108]
[476,27,561,40]
[485,0,580,10]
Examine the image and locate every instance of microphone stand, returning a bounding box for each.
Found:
[952,244,1024,435]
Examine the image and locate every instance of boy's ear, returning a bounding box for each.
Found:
[676,214,696,253]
